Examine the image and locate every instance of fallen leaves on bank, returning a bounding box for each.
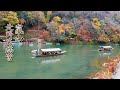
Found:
[90,57,120,79]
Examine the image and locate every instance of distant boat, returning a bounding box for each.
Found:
[46,42,52,45]
[31,48,66,57]
[56,43,60,45]
[98,46,114,51]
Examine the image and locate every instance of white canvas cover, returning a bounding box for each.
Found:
[41,48,61,52]
[100,46,112,48]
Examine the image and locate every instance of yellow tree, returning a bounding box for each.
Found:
[110,33,120,43]
[98,34,110,43]
[2,11,19,25]
[52,16,67,42]
[59,24,65,34]
[0,11,9,20]
[92,18,101,30]
[64,23,74,34]
[0,11,9,33]
[52,16,62,34]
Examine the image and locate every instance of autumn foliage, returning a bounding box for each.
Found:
[2,11,19,25]
[39,31,50,40]
[91,58,120,79]
[98,34,110,43]
[1,11,120,44]
[92,18,101,30]
[19,18,26,25]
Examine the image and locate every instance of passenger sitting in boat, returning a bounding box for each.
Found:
[43,52,45,55]
[46,52,49,55]
[51,52,54,55]
[59,51,61,54]
[0,38,4,42]
[52,52,55,54]
[49,52,51,55]
[48,52,50,55]
[44,52,47,55]
[51,52,54,54]
[55,52,58,54]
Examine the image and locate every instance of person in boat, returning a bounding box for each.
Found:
[36,49,40,56]
[99,46,104,51]
[42,52,44,55]
[43,52,46,55]
[59,51,61,54]
[51,52,53,55]
[55,52,58,54]
[0,38,4,42]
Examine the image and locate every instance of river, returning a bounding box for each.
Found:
[0,43,120,79]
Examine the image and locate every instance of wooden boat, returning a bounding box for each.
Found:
[98,46,114,51]
[31,48,66,57]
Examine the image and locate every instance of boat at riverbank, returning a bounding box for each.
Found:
[31,48,66,57]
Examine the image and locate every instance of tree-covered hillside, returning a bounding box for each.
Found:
[1,11,120,44]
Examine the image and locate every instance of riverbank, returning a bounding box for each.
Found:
[89,56,120,79]
[111,61,120,79]
[1,34,120,45]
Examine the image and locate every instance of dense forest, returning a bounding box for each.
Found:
[1,11,120,44]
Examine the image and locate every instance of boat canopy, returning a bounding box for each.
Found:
[41,48,61,52]
[100,46,113,48]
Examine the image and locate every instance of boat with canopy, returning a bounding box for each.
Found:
[31,48,66,57]
[98,46,114,51]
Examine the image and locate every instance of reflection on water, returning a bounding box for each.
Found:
[14,42,22,48]
[29,43,34,47]
[99,51,112,57]
[41,59,61,64]
[31,57,35,58]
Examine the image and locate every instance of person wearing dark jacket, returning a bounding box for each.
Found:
[0,38,4,42]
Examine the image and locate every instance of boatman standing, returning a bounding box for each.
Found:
[36,49,39,56]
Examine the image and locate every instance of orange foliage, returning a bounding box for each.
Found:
[19,18,26,25]
[53,16,61,22]
[78,29,92,42]
[59,24,65,34]
[91,58,120,79]
[98,34,110,42]
[39,31,50,40]
[109,26,116,31]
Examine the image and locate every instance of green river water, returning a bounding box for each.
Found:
[0,43,120,79]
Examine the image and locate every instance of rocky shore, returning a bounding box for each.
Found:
[111,62,120,79]
[90,57,120,79]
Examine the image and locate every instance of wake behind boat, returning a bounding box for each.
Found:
[31,48,66,57]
